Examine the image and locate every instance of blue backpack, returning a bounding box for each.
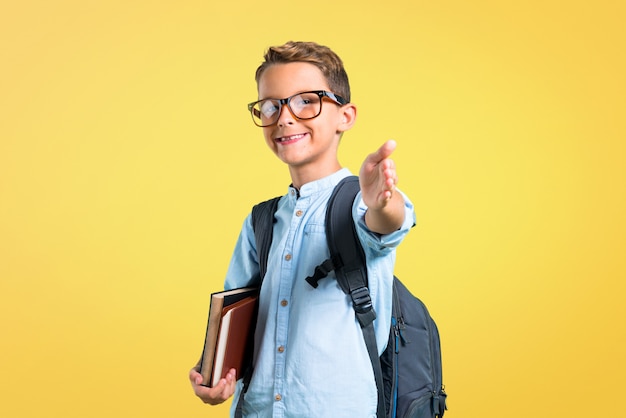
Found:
[244,176,447,418]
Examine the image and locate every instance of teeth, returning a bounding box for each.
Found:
[278,134,304,142]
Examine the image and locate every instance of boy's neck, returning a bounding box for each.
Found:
[288,161,342,190]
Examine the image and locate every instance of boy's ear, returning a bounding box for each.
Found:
[337,103,357,133]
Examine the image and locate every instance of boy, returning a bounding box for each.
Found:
[189,41,415,417]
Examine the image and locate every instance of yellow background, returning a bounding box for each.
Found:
[1,1,624,417]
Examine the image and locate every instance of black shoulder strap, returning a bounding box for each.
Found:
[234,195,280,418]
[323,175,386,418]
[251,196,281,280]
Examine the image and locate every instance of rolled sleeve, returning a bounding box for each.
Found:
[353,188,416,253]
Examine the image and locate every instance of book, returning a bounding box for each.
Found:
[199,287,259,387]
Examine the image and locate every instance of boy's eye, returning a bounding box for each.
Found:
[292,93,318,108]
[295,97,312,105]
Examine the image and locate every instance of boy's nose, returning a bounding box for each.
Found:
[276,103,296,127]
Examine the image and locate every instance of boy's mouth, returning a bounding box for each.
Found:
[275,133,307,144]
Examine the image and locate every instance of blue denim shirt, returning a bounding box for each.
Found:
[225,169,415,418]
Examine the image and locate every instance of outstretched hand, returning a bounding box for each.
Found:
[359,139,398,209]
[359,140,405,234]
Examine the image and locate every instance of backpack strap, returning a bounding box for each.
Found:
[252,196,281,279]
[321,175,386,418]
[234,195,280,418]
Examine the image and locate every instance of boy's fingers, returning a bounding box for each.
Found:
[365,139,396,170]
[369,139,396,164]
[190,367,204,384]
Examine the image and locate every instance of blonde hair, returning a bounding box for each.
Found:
[255,41,351,102]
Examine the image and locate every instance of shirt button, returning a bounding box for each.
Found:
[295,210,303,217]
[280,299,288,307]
[277,345,285,353]
[284,254,292,261]
[275,394,282,401]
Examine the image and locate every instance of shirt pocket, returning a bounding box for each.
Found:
[301,222,328,261]
[302,222,325,236]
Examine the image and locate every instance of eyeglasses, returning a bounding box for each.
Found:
[247,90,347,127]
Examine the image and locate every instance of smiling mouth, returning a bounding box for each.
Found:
[275,133,307,143]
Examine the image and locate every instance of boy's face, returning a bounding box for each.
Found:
[257,62,356,180]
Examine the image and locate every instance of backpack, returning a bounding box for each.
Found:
[241,175,447,418]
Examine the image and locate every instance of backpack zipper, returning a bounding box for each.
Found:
[391,316,399,418]
[397,315,408,344]
[422,300,445,417]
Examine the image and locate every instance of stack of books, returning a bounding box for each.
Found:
[199,287,259,387]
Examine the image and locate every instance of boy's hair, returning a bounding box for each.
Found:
[255,41,351,103]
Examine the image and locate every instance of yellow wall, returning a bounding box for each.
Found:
[1,1,624,417]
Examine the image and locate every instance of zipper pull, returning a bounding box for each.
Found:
[432,392,440,417]
[398,316,409,344]
[392,317,400,353]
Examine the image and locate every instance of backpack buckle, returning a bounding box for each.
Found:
[350,286,372,314]
[305,258,335,288]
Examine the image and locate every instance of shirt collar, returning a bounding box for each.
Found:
[288,168,352,200]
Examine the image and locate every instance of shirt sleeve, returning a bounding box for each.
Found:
[352,188,416,254]
[223,214,262,290]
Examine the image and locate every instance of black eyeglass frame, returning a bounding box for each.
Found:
[247,90,347,127]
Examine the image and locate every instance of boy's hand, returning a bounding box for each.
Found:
[359,140,405,234]
[359,140,398,209]
[189,366,237,405]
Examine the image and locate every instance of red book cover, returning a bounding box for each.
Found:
[210,295,258,386]
[199,287,258,387]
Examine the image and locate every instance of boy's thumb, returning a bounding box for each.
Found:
[371,139,396,163]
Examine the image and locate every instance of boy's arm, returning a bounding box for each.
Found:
[359,140,406,235]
